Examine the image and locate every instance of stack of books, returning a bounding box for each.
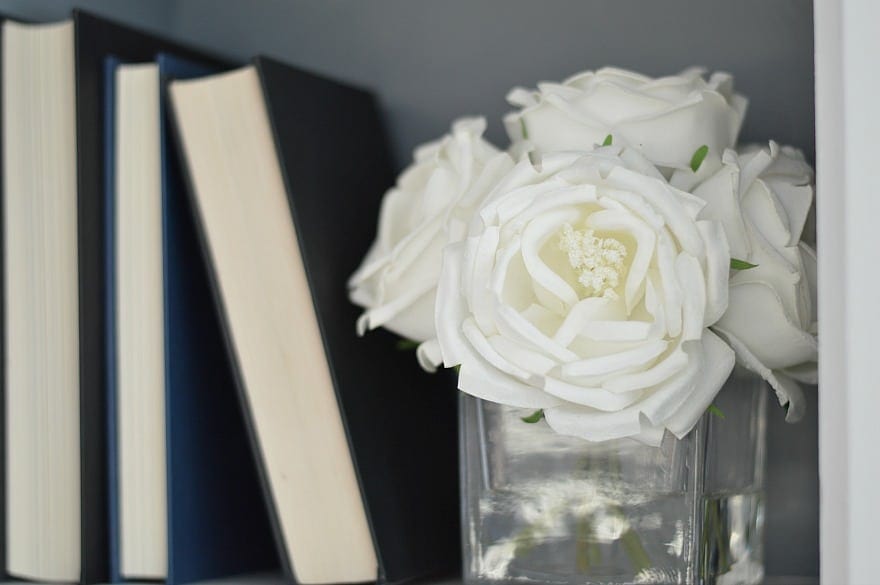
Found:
[0,10,458,585]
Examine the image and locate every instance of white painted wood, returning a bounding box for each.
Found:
[816,0,880,583]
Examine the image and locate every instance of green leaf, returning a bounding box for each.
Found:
[708,404,726,420]
[521,409,545,424]
[730,258,759,270]
[690,145,709,172]
[395,339,419,351]
[520,118,529,140]
[602,134,613,146]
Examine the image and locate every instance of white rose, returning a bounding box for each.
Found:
[349,117,515,348]
[504,67,747,171]
[433,147,735,444]
[694,142,817,420]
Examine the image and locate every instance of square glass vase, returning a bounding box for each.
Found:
[460,366,767,585]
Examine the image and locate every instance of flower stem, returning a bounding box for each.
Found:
[620,527,652,573]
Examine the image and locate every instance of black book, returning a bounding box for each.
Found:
[169,57,460,584]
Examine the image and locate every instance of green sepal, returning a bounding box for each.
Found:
[521,409,545,424]
[690,145,709,172]
[708,404,726,419]
[395,339,419,351]
[730,258,758,270]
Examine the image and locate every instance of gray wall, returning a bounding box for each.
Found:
[0,0,819,578]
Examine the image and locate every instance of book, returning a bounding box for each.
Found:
[3,18,81,582]
[2,10,229,583]
[105,52,277,584]
[169,57,460,585]
[109,56,168,581]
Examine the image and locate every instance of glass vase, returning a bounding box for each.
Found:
[460,366,767,585]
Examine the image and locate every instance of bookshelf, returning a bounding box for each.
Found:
[0,0,820,582]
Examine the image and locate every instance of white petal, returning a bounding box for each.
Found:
[741,179,798,250]
[763,179,814,246]
[692,160,750,259]
[664,330,736,437]
[488,334,560,376]
[615,91,740,170]
[462,318,535,382]
[355,280,436,341]
[435,242,471,367]
[676,253,706,342]
[799,242,818,329]
[561,340,668,378]
[521,207,581,313]
[544,402,643,443]
[416,338,442,373]
[717,281,818,370]
[457,355,561,409]
[602,343,688,393]
[553,297,624,347]
[657,231,683,337]
[494,303,579,362]
[607,168,704,255]
[542,376,643,411]
[636,342,704,425]
[697,220,730,325]
[782,361,818,385]
[465,227,501,333]
[714,326,806,422]
[580,320,654,342]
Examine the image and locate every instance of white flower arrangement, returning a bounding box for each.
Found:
[350,67,817,444]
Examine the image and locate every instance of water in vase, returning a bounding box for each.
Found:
[460,367,767,585]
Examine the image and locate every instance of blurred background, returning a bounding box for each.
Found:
[0,0,819,578]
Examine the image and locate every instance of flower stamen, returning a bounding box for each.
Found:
[559,223,627,299]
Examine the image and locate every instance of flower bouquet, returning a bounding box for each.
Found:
[350,68,817,585]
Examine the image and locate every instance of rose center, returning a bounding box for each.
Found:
[558,223,628,300]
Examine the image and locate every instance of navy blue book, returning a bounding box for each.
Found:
[105,53,277,585]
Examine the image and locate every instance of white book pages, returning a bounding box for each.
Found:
[2,19,81,582]
[114,62,168,580]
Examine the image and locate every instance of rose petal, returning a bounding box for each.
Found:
[664,329,736,437]
[600,342,688,393]
[520,207,582,314]
[488,334,560,376]
[713,326,806,422]
[462,317,535,382]
[435,242,471,367]
[465,227,501,334]
[458,354,562,409]
[676,253,706,342]
[561,339,668,378]
[718,281,818,370]
[697,220,730,325]
[416,338,442,373]
[782,362,818,386]
[543,402,643,443]
[692,157,750,259]
[608,167,704,254]
[542,376,644,411]
[656,231,683,338]
[493,303,579,363]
